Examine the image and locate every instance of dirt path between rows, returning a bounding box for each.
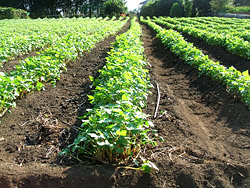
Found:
[141,24,250,187]
[157,22,250,73]
[0,51,39,73]
[0,21,249,188]
[0,22,143,188]
[181,33,250,73]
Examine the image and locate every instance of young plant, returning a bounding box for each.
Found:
[62,18,158,173]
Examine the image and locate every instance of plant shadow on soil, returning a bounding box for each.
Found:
[0,22,153,188]
[140,23,250,188]
[0,21,250,188]
[147,23,250,132]
[181,32,250,73]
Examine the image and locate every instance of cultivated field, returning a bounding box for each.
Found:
[0,17,249,188]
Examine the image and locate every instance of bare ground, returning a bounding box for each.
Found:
[141,24,250,188]
[0,22,249,188]
[0,51,40,73]
[181,32,250,73]
[156,21,250,72]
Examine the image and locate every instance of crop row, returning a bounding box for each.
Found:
[163,17,250,42]
[195,16,250,25]
[62,18,158,173]
[173,17,250,32]
[186,17,250,27]
[157,17,250,42]
[0,18,128,115]
[0,17,117,64]
[154,17,250,59]
[141,17,250,108]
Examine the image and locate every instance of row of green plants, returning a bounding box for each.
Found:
[157,17,250,41]
[174,17,250,31]
[141,17,250,108]
[0,17,118,64]
[61,18,159,173]
[169,17,250,42]
[0,18,128,115]
[154,17,250,59]
[198,16,250,25]
[187,16,249,26]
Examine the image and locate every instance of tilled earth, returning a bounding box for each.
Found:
[0,22,249,188]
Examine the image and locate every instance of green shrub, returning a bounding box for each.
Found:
[170,2,183,17]
[0,7,29,19]
[226,5,250,13]
[183,0,193,17]
[210,0,234,13]
[102,0,127,17]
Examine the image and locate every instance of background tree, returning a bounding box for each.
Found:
[140,0,158,17]
[0,6,29,19]
[140,0,184,17]
[0,0,112,18]
[128,9,137,17]
[234,0,250,6]
[170,2,183,17]
[183,0,193,17]
[155,0,181,17]
[102,0,127,17]
[210,0,234,13]
[192,0,211,16]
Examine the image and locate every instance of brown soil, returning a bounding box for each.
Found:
[158,23,250,73]
[141,24,250,188]
[0,22,249,188]
[0,51,39,73]
[181,33,250,72]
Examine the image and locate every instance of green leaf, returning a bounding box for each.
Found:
[87,95,94,100]
[36,81,43,90]
[123,71,131,80]
[89,76,94,82]
[116,130,127,136]
[122,94,128,101]
[242,70,249,77]
[115,148,124,154]
[141,164,151,174]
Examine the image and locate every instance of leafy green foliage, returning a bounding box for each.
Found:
[103,0,128,17]
[154,17,250,59]
[0,6,29,19]
[0,17,128,114]
[62,18,158,172]
[225,5,250,13]
[183,0,193,17]
[234,0,250,6]
[139,0,212,17]
[139,0,158,17]
[0,0,112,18]
[192,0,212,16]
[141,16,250,108]
[170,2,183,17]
[210,0,234,13]
[139,0,184,17]
[0,17,114,63]
[140,157,159,173]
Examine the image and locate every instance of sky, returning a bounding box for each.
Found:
[126,0,145,11]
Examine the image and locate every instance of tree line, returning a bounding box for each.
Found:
[0,0,127,18]
[140,0,250,18]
